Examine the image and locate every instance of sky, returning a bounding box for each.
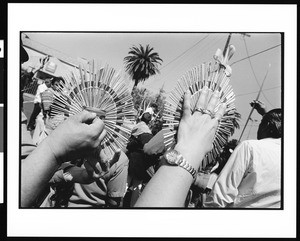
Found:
[25,32,282,142]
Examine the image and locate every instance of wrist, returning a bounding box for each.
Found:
[45,136,65,165]
[174,143,206,170]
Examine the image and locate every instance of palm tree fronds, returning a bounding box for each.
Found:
[124,44,163,88]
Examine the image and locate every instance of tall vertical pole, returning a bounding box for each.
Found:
[238,64,271,142]
[223,33,232,57]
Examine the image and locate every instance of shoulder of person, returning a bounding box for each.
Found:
[232,140,253,152]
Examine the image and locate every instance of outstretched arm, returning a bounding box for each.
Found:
[21,110,106,207]
[135,87,226,207]
[250,100,268,116]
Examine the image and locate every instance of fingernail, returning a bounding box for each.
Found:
[202,86,208,91]
[92,116,100,123]
[214,90,220,97]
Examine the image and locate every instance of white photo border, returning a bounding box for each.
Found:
[7,3,297,238]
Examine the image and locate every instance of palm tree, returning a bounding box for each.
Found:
[124,44,163,88]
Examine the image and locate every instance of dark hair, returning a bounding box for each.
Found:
[260,108,282,138]
[151,103,158,109]
[52,76,65,85]
[141,112,152,124]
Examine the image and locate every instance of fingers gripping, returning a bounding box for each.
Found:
[197,86,209,109]
[214,103,227,122]
[207,91,220,113]
[182,91,191,120]
[76,110,97,123]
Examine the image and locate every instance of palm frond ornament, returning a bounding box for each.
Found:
[50,61,136,154]
[162,45,237,171]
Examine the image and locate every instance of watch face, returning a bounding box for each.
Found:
[165,150,179,165]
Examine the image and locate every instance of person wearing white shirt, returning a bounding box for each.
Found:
[203,105,282,208]
[27,80,48,131]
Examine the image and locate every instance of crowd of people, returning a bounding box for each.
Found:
[20,41,282,208]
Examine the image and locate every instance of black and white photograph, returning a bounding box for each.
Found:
[20,31,282,209]
[5,3,297,238]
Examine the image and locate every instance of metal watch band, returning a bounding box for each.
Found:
[177,154,197,179]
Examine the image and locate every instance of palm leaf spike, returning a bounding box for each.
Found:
[137,98,150,119]
[162,46,237,171]
[50,62,135,155]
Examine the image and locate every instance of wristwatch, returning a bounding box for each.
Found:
[163,149,197,179]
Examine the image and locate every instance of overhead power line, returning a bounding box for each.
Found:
[235,86,281,97]
[238,64,271,142]
[242,37,275,108]
[159,34,209,71]
[231,44,281,66]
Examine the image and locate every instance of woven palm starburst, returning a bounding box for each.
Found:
[50,61,136,154]
[162,45,237,171]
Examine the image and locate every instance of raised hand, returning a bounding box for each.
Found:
[175,87,226,170]
[250,100,267,116]
[46,110,107,163]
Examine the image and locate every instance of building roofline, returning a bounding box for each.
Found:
[22,36,80,68]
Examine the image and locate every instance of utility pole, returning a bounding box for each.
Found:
[223,33,232,56]
[238,64,271,142]
[222,33,250,57]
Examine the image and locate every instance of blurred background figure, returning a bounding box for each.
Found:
[125,112,153,207]
[203,101,282,208]
[27,78,48,131]
[190,139,240,208]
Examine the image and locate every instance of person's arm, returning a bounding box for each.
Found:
[250,100,268,116]
[139,133,153,146]
[135,87,226,207]
[64,166,95,184]
[193,171,218,192]
[203,141,250,208]
[143,129,167,156]
[21,110,106,207]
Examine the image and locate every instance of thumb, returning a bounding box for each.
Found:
[99,149,109,163]
[76,110,97,123]
[109,149,121,167]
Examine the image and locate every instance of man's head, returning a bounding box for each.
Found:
[257,108,282,140]
[150,103,158,113]
[221,139,240,160]
[44,78,52,88]
[52,76,65,90]
[141,112,152,125]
